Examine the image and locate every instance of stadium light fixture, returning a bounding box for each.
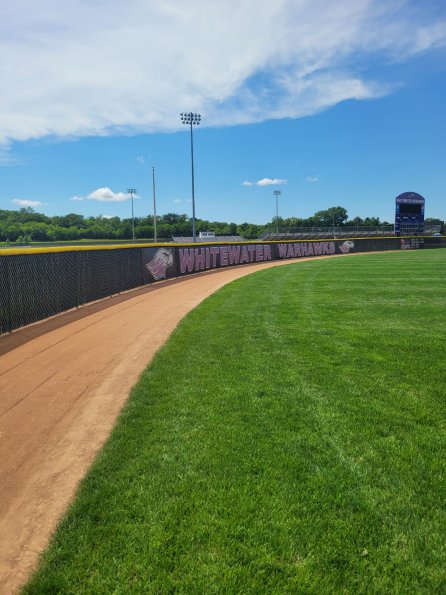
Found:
[273,190,281,236]
[180,112,201,242]
[127,188,137,243]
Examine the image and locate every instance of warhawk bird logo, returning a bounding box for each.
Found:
[146,248,173,280]
[338,240,355,254]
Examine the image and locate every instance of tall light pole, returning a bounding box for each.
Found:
[273,190,281,236]
[152,166,157,243]
[180,112,201,242]
[127,188,137,242]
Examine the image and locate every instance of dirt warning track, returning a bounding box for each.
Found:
[0,257,340,593]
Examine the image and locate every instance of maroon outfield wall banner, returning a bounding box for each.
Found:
[139,239,381,286]
[176,240,368,276]
[144,242,339,282]
[142,236,440,283]
[178,244,273,275]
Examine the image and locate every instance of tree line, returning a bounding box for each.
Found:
[0,205,399,244]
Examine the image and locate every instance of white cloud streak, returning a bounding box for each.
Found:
[0,1,445,147]
[11,199,44,207]
[243,178,287,186]
[307,175,321,182]
[256,178,287,187]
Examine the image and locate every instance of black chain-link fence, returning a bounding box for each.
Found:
[0,248,145,334]
[1,237,445,334]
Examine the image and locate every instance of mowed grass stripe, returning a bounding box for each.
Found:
[24,250,446,594]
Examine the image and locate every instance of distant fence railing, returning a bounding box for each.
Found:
[259,225,394,240]
[260,224,444,241]
[1,236,445,334]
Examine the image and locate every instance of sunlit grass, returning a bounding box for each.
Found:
[24,250,446,593]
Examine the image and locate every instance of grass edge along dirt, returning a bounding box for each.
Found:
[24,250,446,594]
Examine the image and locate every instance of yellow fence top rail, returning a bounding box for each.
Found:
[0,235,439,257]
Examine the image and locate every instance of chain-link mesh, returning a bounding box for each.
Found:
[1,252,78,334]
[0,247,145,334]
[77,249,143,305]
[0,255,12,334]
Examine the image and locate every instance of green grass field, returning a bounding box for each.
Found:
[24,250,446,593]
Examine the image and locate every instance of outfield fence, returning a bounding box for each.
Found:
[1,236,445,334]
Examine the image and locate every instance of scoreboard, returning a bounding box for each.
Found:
[395,192,425,235]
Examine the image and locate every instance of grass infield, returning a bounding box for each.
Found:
[24,250,446,593]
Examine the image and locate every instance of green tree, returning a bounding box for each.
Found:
[52,213,87,228]
[313,207,348,227]
[161,213,189,225]
[348,216,364,226]
[363,217,381,226]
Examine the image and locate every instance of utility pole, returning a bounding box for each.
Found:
[152,166,157,242]
[273,190,281,236]
[127,188,137,242]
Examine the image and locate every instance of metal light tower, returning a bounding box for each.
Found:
[180,112,201,242]
[127,188,137,242]
[152,166,157,243]
[273,190,281,236]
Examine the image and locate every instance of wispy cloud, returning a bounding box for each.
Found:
[0,146,22,167]
[0,1,445,146]
[307,175,321,182]
[70,195,84,201]
[11,199,44,207]
[243,178,287,187]
[174,198,192,204]
[256,178,287,187]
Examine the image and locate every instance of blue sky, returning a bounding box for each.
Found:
[1,0,445,224]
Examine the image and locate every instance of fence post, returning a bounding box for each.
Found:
[76,251,81,307]
[1,256,13,333]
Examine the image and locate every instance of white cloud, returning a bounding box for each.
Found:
[173,199,183,204]
[307,175,321,182]
[70,189,133,201]
[256,178,287,186]
[11,199,44,207]
[0,1,445,145]
[86,187,129,202]
[242,181,253,187]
